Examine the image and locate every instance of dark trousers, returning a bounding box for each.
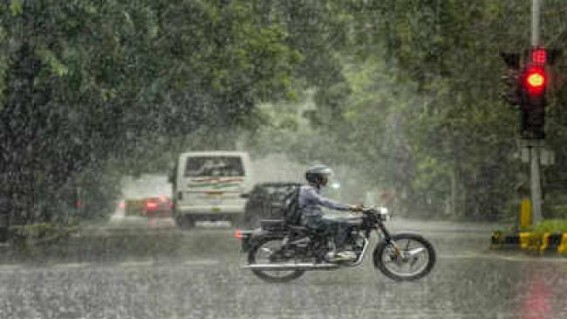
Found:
[301,214,351,249]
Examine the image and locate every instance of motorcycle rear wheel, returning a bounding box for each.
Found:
[248,236,305,283]
[373,233,436,281]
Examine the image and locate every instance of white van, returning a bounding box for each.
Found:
[172,151,252,228]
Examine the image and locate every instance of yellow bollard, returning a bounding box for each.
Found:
[519,197,532,230]
[558,234,567,254]
[539,233,550,253]
[519,232,542,250]
[519,232,531,250]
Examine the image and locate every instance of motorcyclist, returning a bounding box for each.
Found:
[298,164,363,261]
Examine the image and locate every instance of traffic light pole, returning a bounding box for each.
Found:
[532,0,541,46]
[528,141,543,224]
[529,0,543,225]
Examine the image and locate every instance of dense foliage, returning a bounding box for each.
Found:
[0,0,299,223]
[1,0,566,223]
[247,0,567,220]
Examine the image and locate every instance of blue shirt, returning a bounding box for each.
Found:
[298,184,350,217]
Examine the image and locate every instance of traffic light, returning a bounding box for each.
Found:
[519,47,548,139]
[500,48,561,139]
[523,65,547,95]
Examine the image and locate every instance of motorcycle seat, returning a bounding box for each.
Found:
[260,219,286,231]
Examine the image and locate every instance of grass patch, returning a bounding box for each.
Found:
[531,219,567,234]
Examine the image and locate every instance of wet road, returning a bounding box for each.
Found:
[0,216,566,319]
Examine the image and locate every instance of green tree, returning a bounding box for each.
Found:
[0,0,300,224]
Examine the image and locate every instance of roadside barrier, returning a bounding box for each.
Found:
[490,230,517,248]
[540,233,563,253]
[519,232,542,251]
[491,231,567,255]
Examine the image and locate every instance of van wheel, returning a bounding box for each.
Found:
[176,216,195,230]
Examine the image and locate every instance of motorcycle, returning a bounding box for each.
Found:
[236,207,436,283]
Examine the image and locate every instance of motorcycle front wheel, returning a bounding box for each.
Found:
[248,236,305,283]
[373,233,436,281]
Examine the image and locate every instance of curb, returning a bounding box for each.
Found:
[491,231,567,254]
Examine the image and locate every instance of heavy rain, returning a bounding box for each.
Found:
[1,1,567,318]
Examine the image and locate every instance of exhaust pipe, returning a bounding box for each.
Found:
[243,263,339,271]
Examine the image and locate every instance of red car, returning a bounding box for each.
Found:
[141,196,173,218]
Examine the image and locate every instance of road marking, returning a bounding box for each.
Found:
[440,252,567,263]
[0,265,21,272]
[119,260,155,268]
[117,259,220,268]
[0,259,222,273]
[55,262,92,269]
[2,263,92,272]
[439,253,479,259]
[183,259,219,266]
[490,254,567,263]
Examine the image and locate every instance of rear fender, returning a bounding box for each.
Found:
[236,228,284,252]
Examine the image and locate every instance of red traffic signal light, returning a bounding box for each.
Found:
[531,48,547,65]
[523,65,547,95]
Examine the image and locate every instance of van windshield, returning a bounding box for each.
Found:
[184,156,244,177]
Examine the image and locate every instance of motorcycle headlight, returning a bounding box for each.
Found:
[379,207,390,221]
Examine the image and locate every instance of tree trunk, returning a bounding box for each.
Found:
[450,161,466,218]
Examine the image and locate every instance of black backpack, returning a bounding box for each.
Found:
[282,187,302,225]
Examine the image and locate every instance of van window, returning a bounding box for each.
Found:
[184,156,245,177]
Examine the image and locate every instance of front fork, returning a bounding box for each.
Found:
[376,224,424,265]
[376,222,403,256]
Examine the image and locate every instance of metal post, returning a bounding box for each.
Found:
[528,0,544,226]
[532,0,541,46]
[530,146,543,224]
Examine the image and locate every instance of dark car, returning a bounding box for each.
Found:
[241,182,301,227]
